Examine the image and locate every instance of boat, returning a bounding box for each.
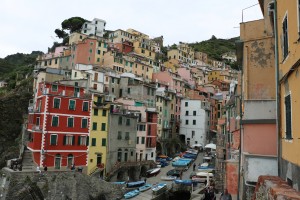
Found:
[174,179,193,186]
[146,168,161,177]
[191,172,214,183]
[183,153,197,159]
[124,189,140,199]
[198,162,215,172]
[139,183,152,192]
[127,180,145,188]
[111,181,126,185]
[186,149,199,155]
[157,154,168,159]
[160,176,177,181]
[152,183,167,195]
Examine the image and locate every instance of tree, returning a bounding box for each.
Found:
[61,17,87,33]
[54,29,68,39]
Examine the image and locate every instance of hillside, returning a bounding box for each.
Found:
[189,36,239,62]
[0,52,39,168]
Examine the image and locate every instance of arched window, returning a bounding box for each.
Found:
[67,154,74,168]
[55,154,61,169]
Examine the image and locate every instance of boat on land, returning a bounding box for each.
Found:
[174,179,193,186]
[160,176,177,181]
[146,167,161,177]
[139,183,152,192]
[124,189,140,199]
[152,183,167,195]
[111,181,126,185]
[127,180,145,188]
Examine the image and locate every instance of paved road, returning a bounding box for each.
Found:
[126,152,205,200]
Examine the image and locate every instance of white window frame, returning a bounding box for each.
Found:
[82,101,89,112]
[67,117,74,127]
[53,98,61,109]
[51,84,58,92]
[66,135,73,145]
[52,116,59,127]
[50,134,58,145]
[69,99,76,110]
[81,118,88,128]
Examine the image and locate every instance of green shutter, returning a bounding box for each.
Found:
[102,138,106,146]
[63,135,66,145]
[78,136,81,145]
[86,136,89,146]
[92,138,96,146]
[72,135,75,145]
[50,135,57,145]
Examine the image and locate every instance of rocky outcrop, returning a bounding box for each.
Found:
[1,169,126,200]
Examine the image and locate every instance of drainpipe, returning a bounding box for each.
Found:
[269,0,280,177]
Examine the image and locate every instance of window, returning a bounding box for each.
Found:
[78,136,87,145]
[101,123,106,131]
[127,88,131,94]
[118,131,122,140]
[97,50,100,55]
[69,100,76,110]
[282,15,289,59]
[81,118,88,128]
[125,132,130,140]
[285,94,292,139]
[92,138,96,146]
[94,109,98,116]
[193,120,196,125]
[102,138,106,146]
[53,98,60,108]
[185,120,189,125]
[36,117,40,126]
[50,134,57,145]
[82,102,89,111]
[185,111,189,116]
[52,116,59,127]
[102,110,107,116]
[193,111,196,116]
[52,84,58,92]
[141,137,145,144]
[92,122,97,130]
[67,118,74,127]
[126,119,130,126]
[192,131,195,138]
[64,135,75,145]
[136,137,139,144]
[185,102,188,107]
[118,116,123,125]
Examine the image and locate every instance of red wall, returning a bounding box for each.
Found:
[226,161,238,195]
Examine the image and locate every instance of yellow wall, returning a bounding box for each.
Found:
[277,0,300,166]
[87,95,109,175]
[208,70,222,82]
[94,40,108,65]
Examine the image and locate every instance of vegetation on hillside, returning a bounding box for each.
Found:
[0,52,37,168]
[189,36,239,69]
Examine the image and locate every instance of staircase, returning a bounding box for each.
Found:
[21,150,35,171]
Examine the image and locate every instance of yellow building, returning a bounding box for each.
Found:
[167,42,195,65]
[208,69,222,82]
[276,0,300,190]
[163,59,179,73]
[94,39,108,65]
[87,93,110,176]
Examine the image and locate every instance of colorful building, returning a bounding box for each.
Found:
[27,81,91,172]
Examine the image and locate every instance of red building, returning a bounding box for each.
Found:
[27,81,91,170]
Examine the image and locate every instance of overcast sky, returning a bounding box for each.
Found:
[0,0,262,58]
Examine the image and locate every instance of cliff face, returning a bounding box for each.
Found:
[0,78,33,168]
[2,170,125,200]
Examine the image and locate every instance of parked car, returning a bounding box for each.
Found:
[166,169,181,177]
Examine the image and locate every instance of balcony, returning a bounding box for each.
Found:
[27,124,42,132]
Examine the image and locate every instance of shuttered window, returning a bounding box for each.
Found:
[285,94,292,139]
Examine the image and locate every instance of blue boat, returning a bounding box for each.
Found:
[139,183,152,192]
[183,153,197,159]
[127,180,145,188]
[111,181,126,185]
[124,189,140,199]
[198,162,215,172]
[174,179,193,186]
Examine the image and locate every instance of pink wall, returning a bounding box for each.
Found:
[152,71,174,89]
[177,68,195,87]
[243,124,276,155]
[226,161,238,195]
